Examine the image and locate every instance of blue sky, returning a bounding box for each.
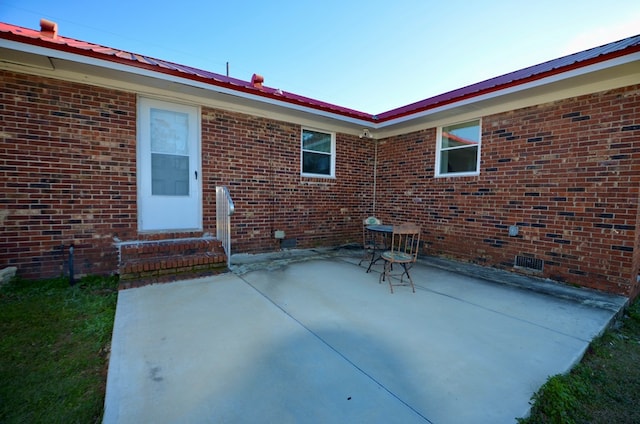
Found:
[1,0,639,114]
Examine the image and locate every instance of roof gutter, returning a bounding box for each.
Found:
[1,26,639,131]
[376,51,640,128]
[0,36,377,127]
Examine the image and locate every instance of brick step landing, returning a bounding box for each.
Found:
[118,238,228,289]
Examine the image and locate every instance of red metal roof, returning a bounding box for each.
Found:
[376,35,640,122]
[1,21,639,124]
[0,22,372,121]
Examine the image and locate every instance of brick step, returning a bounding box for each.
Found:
[118,238,228,289]
[120,238,223,260]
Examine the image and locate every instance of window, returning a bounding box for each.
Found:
[436,119,481,176]
[301,128,335,177]
[150,108,190,196]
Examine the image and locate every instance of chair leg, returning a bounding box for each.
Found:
[366,254,376,273]
[381,261,415,294]
[379,260,390,290]
[381,261,395,294]
[401,263,415,293]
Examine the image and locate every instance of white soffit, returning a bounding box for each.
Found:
[1,38,638,139]
[0,39,374,136]
[374,53,640,138]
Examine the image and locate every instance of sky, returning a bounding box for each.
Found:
[1,0,639,114]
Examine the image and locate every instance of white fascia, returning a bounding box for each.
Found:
[0,38,375,128]
[2,38,638,131]
[374,51,640,129]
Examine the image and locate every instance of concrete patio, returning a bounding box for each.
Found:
[103,250,627,423]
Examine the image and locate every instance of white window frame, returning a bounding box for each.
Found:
[435,118,481,177]
[300,127,336,178]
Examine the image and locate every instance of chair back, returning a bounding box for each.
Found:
[364,216,381,226]
[389,223,421,263]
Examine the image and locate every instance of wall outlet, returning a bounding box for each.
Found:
[274,230,286,239]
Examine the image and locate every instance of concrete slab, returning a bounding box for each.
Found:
[103,253,627,424]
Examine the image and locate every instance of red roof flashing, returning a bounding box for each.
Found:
[0,22,372,121]
[1,21,639,124]
[375,35,640,122]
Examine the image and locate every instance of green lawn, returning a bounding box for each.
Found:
[0,276,118,424]
[519,296,640,424]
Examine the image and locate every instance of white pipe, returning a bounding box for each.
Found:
[373,139,378,215]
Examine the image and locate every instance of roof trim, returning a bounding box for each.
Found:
[1,21,639,124]
[0,23,374,122]
[377,51,640,128]
[375,35,640,123]
[0,38,377,129]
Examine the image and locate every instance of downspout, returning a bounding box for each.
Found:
[360,129,377,216]
[373,139,378,216]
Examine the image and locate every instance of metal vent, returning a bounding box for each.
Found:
[514,255,543,272]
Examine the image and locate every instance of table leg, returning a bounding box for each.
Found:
[366,232,388,273]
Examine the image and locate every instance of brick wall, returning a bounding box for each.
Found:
[377,85,640,296]
[2,68,639,298]
[1,70,138,279]
[1,70,375,279]
[201,108,374,254]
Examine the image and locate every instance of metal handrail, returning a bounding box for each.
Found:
[223,186,235,216]
[216,186,235,267]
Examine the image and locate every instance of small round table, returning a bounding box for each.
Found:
[364,225,393,272]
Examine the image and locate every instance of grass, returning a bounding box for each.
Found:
[519,296,640,424]
[0,275,118,424]
[1,274,638,423]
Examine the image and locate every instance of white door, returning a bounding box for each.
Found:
[137,97,201,231]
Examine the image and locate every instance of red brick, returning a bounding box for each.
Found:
[2,69,639,298]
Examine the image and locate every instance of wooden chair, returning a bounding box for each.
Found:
[379,223,421,293]
[358,216,383,267]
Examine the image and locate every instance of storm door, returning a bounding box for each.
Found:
[137,97,201,231]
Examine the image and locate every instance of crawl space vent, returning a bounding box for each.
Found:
[514,255,543,272]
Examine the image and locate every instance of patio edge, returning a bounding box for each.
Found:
[419,255,628,314]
